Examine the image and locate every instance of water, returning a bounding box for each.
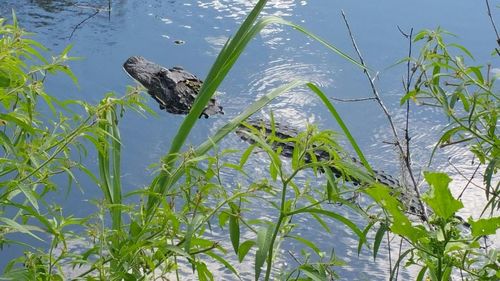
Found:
[1,0,498,279]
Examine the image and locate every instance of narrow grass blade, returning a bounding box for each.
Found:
[306,83,373,174]
[0,218,43,241]
[146,0,272,216]
[289,208,364,240]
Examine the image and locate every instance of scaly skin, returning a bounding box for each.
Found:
[236,118,426,219]
[123,56,223,118]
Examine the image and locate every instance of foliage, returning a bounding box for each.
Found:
[0,12,151,280]
[368,173,499,280]
[0,2,370,279]
[374,28,500,280]
[402,28,500,213]
[0,2,499,281]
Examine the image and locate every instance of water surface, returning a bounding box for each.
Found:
[1,0,497,279]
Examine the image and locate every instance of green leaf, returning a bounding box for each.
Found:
[196,261,214,281]
[239,145,255,167]
[289,208,364,241]
[184,215,204,253]
[255,225,273,280]
[468,66,484,84]
[448,43,474,59]
[307,83,373,174]
[373,223,388,260]
[205,251,241,280]
[323,166,338,202]
[359,221,375,256]
[129,220,142,237]
[218,211,229,228]
[299,265,325,281]
[422,172,463,219]
[484,158,500,199]
[0,217,43,241]
[238,240,255,262]
[229,204,240,255]
[0,113,36,134]
[310,212,331,233]
[389,249,412,281]
[416,266,428,281]
[288,235,321,255]
[164,245,190,257]
[365,184,426,243]
[400,89,418,105]
[17,183,39,211]
[0,130,15,155]
[468,217,500,237]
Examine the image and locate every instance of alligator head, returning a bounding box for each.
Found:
[123,56,223,118]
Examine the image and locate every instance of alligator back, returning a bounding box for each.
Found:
[236,118,426,219]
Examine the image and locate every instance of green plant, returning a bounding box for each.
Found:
[368,172,499,280]
[0,12,150,280]
[1,1,371,279]
[402,28,499,213]
[365,27,500,281]
[3,1,498,280]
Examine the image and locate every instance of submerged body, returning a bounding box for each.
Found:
[236,119,426,220]
[123,56,223,118]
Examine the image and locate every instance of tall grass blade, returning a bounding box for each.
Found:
[109,108,122,230]
[0,218,43,241]
[146,0,271,216]
[306,83,373,173]
[97,104,122,239]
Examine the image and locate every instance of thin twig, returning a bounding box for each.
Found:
[394,238,404,281]
[396,25,409,38]
[108,0,112,20]
[403,28,413,188]
[340,10,428,221]
[330,97,377,102]
[69,9,101,40]
[453,162,482,199]
[439,137,475,148]
[485,0,500,55]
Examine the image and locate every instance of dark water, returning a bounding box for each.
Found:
[1,0,498,279]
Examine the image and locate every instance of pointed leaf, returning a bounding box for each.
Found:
[238,240,255,262]
[373,223,388,260]
[255,225,273,280]
[229,204,240,255]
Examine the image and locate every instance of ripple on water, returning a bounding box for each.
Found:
[198,0,300,19]
[242,57,334,124]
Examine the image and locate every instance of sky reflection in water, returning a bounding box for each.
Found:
[0,0,497,279]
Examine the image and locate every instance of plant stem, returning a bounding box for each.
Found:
[340,10,428,221]
[264,176,289,280]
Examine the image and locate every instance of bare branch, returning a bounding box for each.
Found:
[340,10,429,221]
[397,25,409,38]
[485,0,500,55]
[451,162,483,199]
[330,97,377,102]
[69,8,101,40]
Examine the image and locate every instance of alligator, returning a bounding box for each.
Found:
[123,56,224,118]
[236,119,426,219]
